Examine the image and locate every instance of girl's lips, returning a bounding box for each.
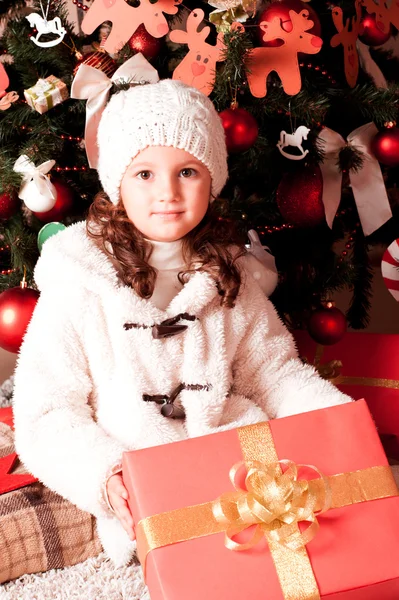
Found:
[153,212,184,221]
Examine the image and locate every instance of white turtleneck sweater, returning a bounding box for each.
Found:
[146,238,278,309]
[146,239,186,310]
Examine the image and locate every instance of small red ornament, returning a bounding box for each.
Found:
[0,193,19,220]
[258,0,322,48]
[371,126,399,167]
[33,180,74,223]
[0,282,39,353]
[276,164,325,228]
[308,303,347,345]
[73,51,117,78]
[128,24,162,60]
[219,107,258,153]
[358,13,392,47]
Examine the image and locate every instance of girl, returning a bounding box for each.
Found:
[12,77,351,568]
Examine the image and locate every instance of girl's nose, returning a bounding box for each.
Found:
[159,176,179,202]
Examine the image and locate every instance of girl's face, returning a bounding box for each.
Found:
[120,146,212,242]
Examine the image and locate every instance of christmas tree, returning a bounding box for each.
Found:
[0,0,398,354]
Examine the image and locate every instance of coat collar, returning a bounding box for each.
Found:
[120,269,220,324]
[35,221,221,322]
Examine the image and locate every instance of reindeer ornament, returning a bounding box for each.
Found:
[246,9,323,98]
[169,10,225,97]
[330,0,362,88]
[0,63,9,99]
[81,0,181,54]
[362,0,399,34]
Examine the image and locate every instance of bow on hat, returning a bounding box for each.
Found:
[13,155,56,211]
[318,123,392,236]
[71,53,159,170]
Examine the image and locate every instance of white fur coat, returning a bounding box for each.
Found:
[12,222,351,566]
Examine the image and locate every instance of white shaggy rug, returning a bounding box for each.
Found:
[0,553,150,600]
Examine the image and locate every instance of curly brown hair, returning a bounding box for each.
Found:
[86,191,248,308]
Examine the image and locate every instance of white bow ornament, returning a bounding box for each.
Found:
[71,53,159,169]
[13,155,56,212]
[318,123,392,236]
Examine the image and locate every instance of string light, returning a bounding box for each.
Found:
[20,126,83,144]
[299,61,336,85]
[60,134,83,142]
[0,246,14,276]
[72,0,89,11]
[55,165,87,172]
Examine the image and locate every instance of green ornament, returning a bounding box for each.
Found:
[38,222,66,253]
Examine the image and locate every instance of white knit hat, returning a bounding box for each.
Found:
[97,79,228,205]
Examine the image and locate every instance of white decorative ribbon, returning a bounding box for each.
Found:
[13,155,56,211]
[318,123,392,236]
[71,53,159,169]
[247,229,278,296]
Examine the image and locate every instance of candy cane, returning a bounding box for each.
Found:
[381,238,399,301]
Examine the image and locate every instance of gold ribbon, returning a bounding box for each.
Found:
[135,421,398,600]
[312,345,399,390]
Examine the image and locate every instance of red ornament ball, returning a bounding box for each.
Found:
[276,164,325,228]
[358,13,392,47]
[308,305,347,345]
[73,51,117,78]
[128,24,162,60]
[0,193,19,220]
[219,107,258,153]
[33,180,74,223]
[0,285,39,353]
[258,0,321,47]
[371,127,399,167]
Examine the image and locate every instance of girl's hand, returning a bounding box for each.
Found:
[106,473,136,541]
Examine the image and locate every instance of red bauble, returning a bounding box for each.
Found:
[73,51,117,78]
[371,127,399,167]
[358,13,392,47]
[33,180,74,223]
[276,164,325,228]
[258,0,321,47]
[0,193,19,220]
[0,285,39,353]
[308,305,347,345]
[128,24,162,60]
[219,107,258,153]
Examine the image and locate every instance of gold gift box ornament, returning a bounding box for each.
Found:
[24,75,69,114]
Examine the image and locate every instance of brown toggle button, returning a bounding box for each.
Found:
[143,382,211,420]
[151,313,196,339]
[161,403,186,419]
[152,324,188,339]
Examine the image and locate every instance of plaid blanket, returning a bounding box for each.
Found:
[0,419,102,584]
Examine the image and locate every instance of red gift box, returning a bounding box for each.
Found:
[0,406,37,494]
[294,331,399,458]
[123,400,399,600]
[0,407,14,429]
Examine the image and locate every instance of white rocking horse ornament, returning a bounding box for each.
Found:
[277,125,310,161]
[25,13,66,48]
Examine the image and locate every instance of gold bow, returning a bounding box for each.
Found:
[213,460,331,552]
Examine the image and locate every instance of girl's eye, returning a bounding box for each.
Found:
[180,168,196,178]
[137,171,151,180]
